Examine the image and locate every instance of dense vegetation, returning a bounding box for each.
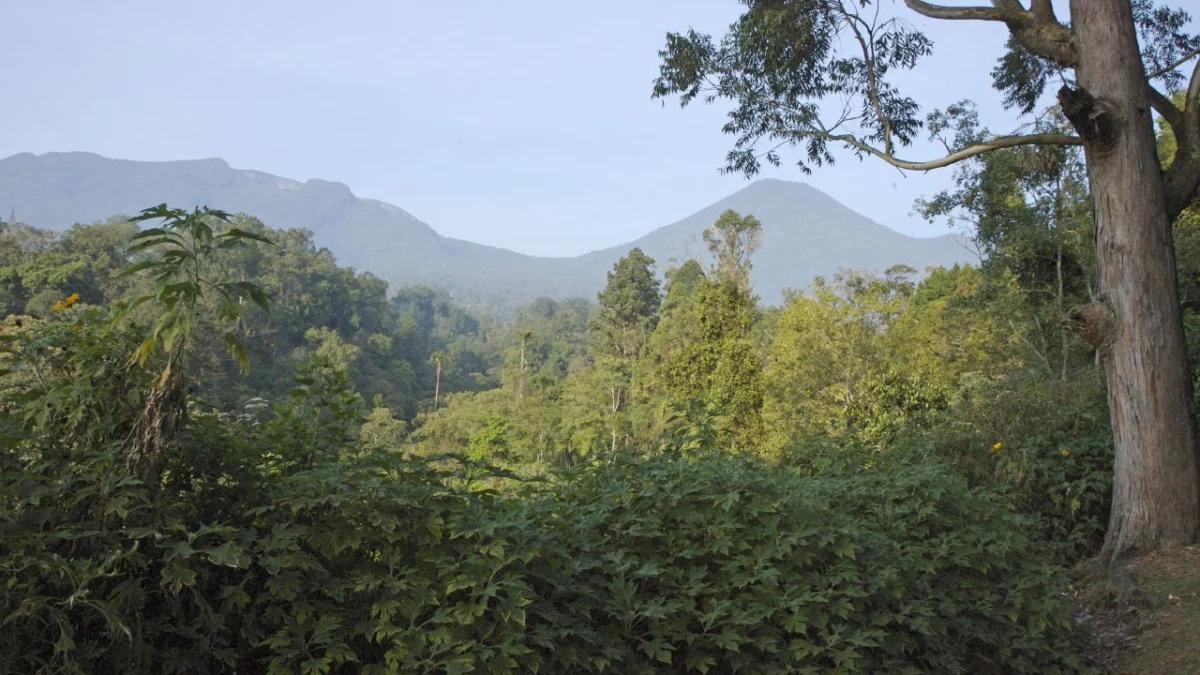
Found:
[0,154,1134,672]
[5,3,1200,671]
[653,0,1200,565]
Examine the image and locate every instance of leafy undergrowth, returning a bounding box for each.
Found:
[1072,545,1200,674]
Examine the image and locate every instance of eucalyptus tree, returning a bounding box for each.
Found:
[654,0,1200,563]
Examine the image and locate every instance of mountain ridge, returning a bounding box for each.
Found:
[0,151,975,311]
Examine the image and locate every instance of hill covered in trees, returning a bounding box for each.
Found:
[0,151,972,311]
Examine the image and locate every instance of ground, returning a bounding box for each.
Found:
[1072,545,1200,674]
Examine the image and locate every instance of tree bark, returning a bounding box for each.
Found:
[434,357,442,411]
[1067,0,1200,565]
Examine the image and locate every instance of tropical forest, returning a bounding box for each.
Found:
[3,1,1200,674]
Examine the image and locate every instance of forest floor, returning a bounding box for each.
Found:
[1072,544,1200,674]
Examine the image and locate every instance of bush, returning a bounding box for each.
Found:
[2,451,1090,674]
[522,453,1087,675]
[929,372,1114,558]
[1,309,1091,674]
[779,369,1114,561]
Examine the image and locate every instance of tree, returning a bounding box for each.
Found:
[517,329,532,402]
[119,205,272,468]
[592,248,662,362]
[915,107,1095,379]
[432,350,444,411]
[655,0,1200,563]
[660,276,764,451]
[561,358,631,456]
[589,249,663,448]
[704,209,762,292]
[764,268,925,450]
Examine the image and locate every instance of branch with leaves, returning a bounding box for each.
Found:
[653,0,1200,218]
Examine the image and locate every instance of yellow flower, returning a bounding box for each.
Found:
[52,293,80,312]
[1061,448,1072,458]
[990,441,1003,453]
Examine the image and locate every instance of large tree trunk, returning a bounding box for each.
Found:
[1067,0,1200,565]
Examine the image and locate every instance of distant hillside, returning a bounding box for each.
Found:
[0,152,975,311]
[575,178,976,300]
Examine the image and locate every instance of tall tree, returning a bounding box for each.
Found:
[658,216,764,451]
[592,247,662,362]
[704,209,762,292]
[654,0,1200,563]
[588,249,663,450]
[764,269,914,450]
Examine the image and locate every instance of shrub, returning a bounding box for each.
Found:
[2,450,1092,674]
[927,372,1114,558]
[779,370,1114,561]
[1,309,1091,674]
[521,453,1088,675]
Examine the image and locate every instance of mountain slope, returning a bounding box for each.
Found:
[0,152,974,310]
[577,178,974,299]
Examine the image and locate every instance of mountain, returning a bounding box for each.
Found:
[0,152,975,311]
[575,179,975,299]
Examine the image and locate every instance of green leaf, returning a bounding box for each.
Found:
[115,259,169,278]
[53,626,75,656]
[161,562,197,592]
[201,541,248,568]
[217,228,276,246]
[224,332,251,373]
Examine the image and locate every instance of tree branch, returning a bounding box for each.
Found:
[902,1,1008,21]
[1162,58,1200,221]
[1148,85,1185,132]
[1148,45,1200,81]
[904,0,1075,68]
[825,131,1083,172]
[840,8,895,154]
[1029,0,1057,23]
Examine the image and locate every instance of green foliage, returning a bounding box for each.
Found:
[260,354,367,472]
[0,191,1125,673]
[780,368,1114,562]
[764,267,971,451]
[121,204,273,375]
[703,209,761,291]
[361,405,407,450]
[0,218,136,316]
[1,325,1092,674]
[468,415,513,461]
[593,247,661,355]
[512,453,1090,675]
[652,1,933,175]
[0,212,500,428]
[659,278,763,450]
[651,0,1197,180]
[917,109,1092,301]
[943,372,1114,559]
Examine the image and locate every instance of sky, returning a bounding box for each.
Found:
[0,0,1125,257]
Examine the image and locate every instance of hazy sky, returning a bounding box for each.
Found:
[0,0,1145,256]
